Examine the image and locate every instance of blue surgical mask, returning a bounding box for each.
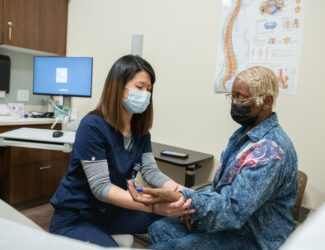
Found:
[122,88,151,114]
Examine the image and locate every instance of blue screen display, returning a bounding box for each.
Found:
[33,57,93,97]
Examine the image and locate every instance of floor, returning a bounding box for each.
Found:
[20,203,54,231]
[19,203,149,248]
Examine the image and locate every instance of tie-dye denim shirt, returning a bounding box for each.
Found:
[182,113,297,249]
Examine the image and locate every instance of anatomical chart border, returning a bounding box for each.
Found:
[214,0,305,95]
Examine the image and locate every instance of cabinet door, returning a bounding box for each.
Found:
[0,147,10,202]
[3,0,68,55]
[39,158,69,198]
[11,162,41,204]
[0,0,3,43]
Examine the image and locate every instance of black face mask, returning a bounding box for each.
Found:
[231,104,258,126]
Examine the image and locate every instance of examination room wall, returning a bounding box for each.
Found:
[67,0,325,210]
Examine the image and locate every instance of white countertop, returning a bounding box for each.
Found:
[0,128,75,152]
[0,116,57,126]
[0,127,75,143]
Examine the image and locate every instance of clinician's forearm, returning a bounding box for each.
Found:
[107,185,152,213]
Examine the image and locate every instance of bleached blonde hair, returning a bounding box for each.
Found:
[236,66,279,108]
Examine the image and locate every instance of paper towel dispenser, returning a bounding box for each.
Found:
[0,55,11,93]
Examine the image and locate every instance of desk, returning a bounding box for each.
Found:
[0,127,71,205]
[151,142,214,187]
[0,128,75,152]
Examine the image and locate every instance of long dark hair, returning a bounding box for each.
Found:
[90,55,155,136]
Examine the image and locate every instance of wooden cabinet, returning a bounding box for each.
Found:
[0,0,68,55]
[11,156,69,204]
[0,124,70,205]
[0,0,3,43]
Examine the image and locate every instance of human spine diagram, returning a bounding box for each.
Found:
[278,68,289,89]
[215,0,304,94]
[222,0,242,90]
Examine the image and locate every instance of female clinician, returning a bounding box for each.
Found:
[49,55,194,247]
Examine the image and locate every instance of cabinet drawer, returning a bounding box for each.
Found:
[11,158,69,204]
[11,147,53,165]
[51,150,71,160]
[10,147,70,165]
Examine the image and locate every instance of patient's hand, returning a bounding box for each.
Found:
[179,215,198,231]
[128,181,184,204]
[127,181,195,217]
[153,198,195,217]
[179,215,191,231]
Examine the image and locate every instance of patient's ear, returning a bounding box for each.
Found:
[262,95,273,110]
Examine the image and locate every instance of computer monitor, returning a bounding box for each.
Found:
[33,56,93,97]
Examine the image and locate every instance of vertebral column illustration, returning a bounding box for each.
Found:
[222,0,241,90]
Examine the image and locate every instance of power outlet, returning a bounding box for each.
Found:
[17,89,29,102]
[0,91,5,99]
[8,103,24,117]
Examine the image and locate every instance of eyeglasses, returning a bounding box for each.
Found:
[225,93,266,105]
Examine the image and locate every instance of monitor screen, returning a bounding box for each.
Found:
[33,56,93,97]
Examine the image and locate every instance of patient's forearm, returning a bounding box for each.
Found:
[162,180,184,191]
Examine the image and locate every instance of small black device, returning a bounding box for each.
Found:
[160,150,189,159]
[0,55,11,93]
[52,130,64,138]
[128,163,142,180]
[30,111,54,118]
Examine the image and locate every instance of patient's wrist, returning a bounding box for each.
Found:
[177,191,185,200]
[143,204,153,213]
[180,188,192,201]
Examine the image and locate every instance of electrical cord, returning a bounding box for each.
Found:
[49,96,70,129]
[49,96,67,115]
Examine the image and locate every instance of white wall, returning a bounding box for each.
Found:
[67,0,325,209]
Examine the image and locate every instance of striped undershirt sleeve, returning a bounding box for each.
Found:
[81,160,113,203]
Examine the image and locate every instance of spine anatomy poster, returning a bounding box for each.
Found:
[214,0,305,95]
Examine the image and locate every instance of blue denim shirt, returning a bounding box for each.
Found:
[182,113,297,249]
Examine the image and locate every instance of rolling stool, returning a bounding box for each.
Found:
[111,234,134,248]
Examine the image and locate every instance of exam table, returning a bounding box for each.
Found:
[0,199,135,249]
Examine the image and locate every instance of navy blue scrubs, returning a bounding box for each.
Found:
[50,114,158,247]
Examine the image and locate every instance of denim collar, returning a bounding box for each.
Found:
[246,112,279,142]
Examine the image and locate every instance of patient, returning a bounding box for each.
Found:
[129,66,298,249]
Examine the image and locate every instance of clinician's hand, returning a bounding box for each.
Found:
[127,181,195,216]
[128,181,183,204]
